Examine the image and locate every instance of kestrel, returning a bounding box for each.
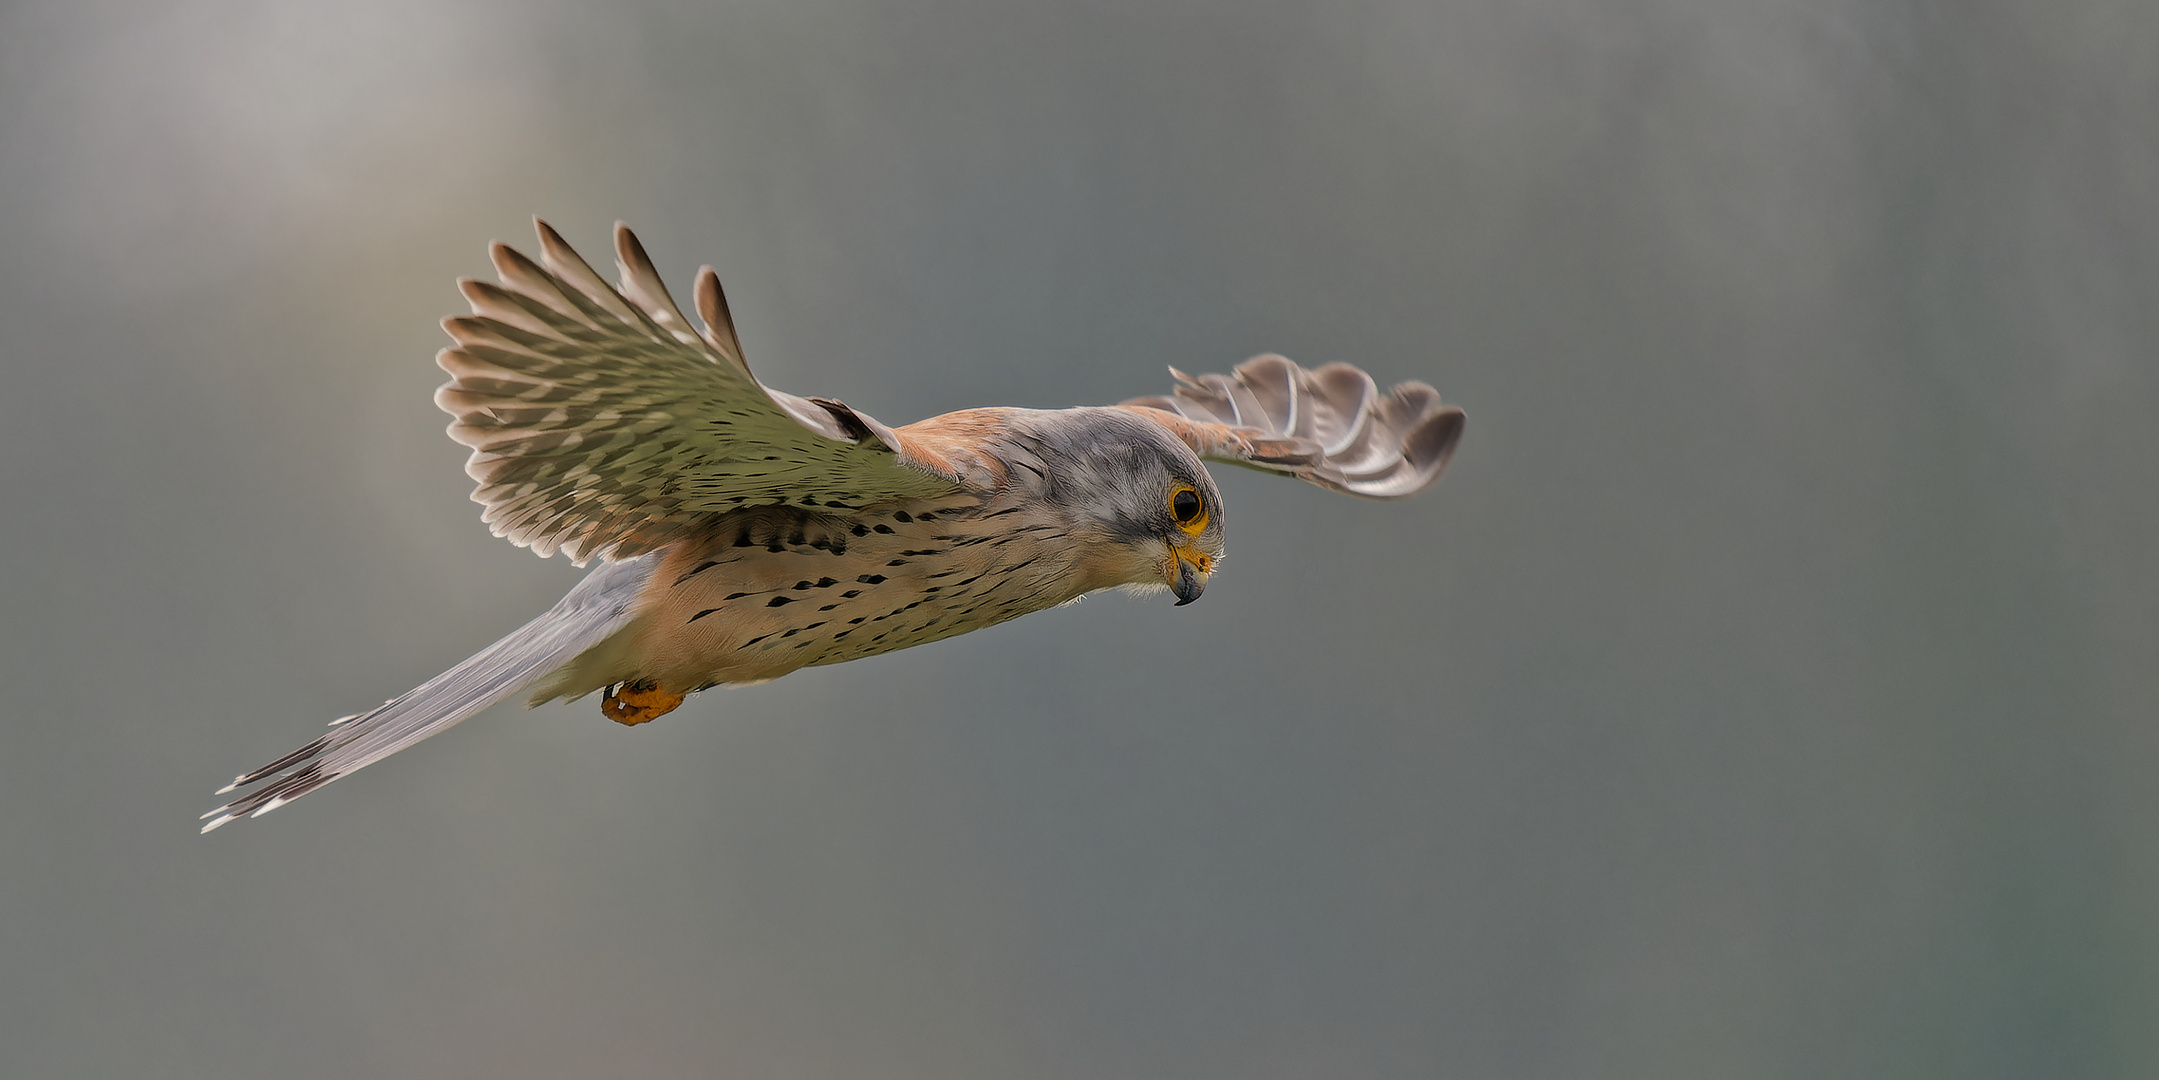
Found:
[202,221,1464,831]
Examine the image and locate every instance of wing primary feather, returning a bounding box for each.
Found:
[489,242,610,333]
[1232,354,1298,432]
[503,240,666,342]
[612,222,703,348]
[456,278,566,338]
[1120,354,1463,499]
[1306,364,1378,454]
[533,218,643,327]
[693,266,750,375]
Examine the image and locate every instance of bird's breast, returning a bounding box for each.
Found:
[630,499,1083,689]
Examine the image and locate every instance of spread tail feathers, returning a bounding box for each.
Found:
[201,556,656,832]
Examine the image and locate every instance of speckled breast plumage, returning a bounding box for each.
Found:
[630,495,1085,690]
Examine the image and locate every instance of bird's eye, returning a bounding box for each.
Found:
[1171,487,1203,525]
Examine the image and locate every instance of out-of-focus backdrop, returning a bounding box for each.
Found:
[3,1,2155,1076]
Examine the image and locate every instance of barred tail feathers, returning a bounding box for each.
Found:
[201,556,656,832]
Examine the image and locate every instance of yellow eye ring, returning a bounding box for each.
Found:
[1169,485,1207,534]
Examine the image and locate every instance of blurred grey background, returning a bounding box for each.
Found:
[2,0,2155,1076]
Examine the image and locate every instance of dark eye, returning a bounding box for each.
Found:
[1171,488,1202,524]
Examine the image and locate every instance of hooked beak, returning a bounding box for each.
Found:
[1169,547,1211,606]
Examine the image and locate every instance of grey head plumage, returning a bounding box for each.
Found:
[991,407,1227,604]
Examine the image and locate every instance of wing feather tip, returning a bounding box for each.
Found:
[1404,406,1465,472]
[693,266,748,368]
[613,222,652,273]
[485,240,522,274]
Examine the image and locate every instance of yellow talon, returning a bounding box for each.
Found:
[601,680,685,726]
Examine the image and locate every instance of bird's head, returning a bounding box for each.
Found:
[1019,408,1227,605]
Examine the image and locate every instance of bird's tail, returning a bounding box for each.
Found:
[201,555,657,832]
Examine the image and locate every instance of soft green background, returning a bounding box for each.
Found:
[3,1,2155,1076]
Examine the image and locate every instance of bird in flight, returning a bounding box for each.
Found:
[202,221,1464,831]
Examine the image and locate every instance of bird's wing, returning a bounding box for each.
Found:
[1119,354,1464,498]
[436,220,964,565]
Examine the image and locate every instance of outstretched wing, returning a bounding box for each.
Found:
[1119,354,1464,498]
[436,220,963,565]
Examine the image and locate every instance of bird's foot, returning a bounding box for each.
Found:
[601,680,684,726]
